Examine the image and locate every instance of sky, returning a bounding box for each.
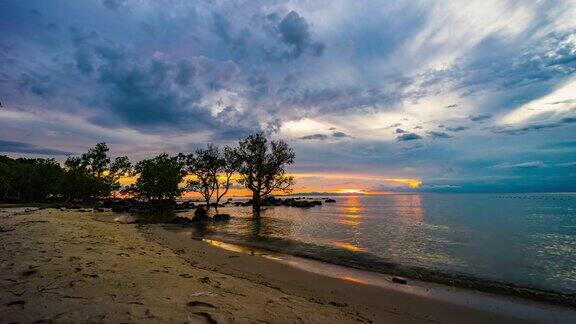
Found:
[1,0,575,193]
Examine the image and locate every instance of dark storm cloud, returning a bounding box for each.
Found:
[275,11,325,59]
[0,140,71,155]
[397,133,422,141]
[63,28,256,135]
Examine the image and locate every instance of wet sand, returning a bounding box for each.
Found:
[1,208,575,323]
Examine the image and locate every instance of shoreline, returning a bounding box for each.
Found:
[1,208,575,323]
[180,229,576,308]
[143,222,576,323]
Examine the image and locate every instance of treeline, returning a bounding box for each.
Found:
[0,133,294,217]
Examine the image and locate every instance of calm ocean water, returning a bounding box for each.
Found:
[182,193,576,293]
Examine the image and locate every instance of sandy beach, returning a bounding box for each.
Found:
[1,208,575,323]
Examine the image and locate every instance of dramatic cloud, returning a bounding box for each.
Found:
[277,11,325,59]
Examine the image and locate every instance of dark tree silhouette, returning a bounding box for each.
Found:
[129,153,186,202]
[234,132,295,217]
[0,156,62,202]
[186,145,240,213]
[213,146,240,214]
[186,145,220,210]
[62,143,131,200]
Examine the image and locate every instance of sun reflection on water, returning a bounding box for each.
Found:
[333,195,365,252]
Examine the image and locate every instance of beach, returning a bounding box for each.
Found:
[1,208,575,323]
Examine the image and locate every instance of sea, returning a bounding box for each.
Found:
[177,193,576,294]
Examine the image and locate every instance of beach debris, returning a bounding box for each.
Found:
[392,277,407,284]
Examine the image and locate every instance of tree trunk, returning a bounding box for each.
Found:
[252,191,260,218]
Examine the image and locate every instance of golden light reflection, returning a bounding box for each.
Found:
[203,239,254,254]
[338,220,361,226]
[391,194,424,224]
[333,195,365,252]
[339,275,367,284]
[334,242,365,252]
[345,206,361,213]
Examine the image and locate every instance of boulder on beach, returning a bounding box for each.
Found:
[192,207,210,222]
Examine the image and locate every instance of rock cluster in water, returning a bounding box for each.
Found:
[59,196,336,225]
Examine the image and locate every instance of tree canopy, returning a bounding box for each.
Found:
[128,153,186,202]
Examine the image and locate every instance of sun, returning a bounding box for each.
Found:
[336,188,365,194]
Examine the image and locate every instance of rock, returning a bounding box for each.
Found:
[192,207,210,222]
[213,214,231,222]
[392,277,407,284]
[325,199,336,203]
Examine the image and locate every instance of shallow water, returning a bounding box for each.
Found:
[179,193,576,293]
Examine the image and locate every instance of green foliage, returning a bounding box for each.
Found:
[233,132,295,216]
[129,153,186,201]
